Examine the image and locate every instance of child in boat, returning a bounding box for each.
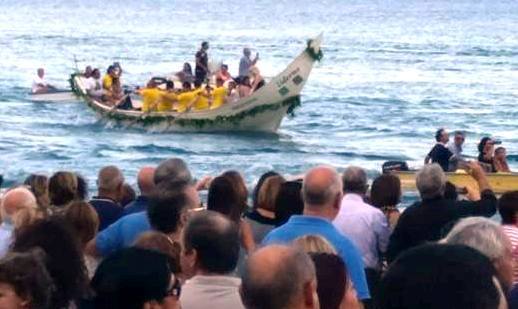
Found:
[494,147,511,172]
[211,78,227,109]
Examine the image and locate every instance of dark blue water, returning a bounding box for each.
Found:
[1,0,517,198]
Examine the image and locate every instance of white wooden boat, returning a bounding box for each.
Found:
[29,90,78,102]
[72,35,323,132]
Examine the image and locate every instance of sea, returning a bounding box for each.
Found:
[0,0,517,203]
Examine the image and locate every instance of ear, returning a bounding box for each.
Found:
[303,279,319,309]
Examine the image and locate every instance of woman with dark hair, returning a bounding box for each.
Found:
[0,249,54,309]
[370,174,401,230]
[221,170,248,210]
[274,181,304,226]
[176,62,194,84]
[24,174,50,210]
[478,137,497,172]
[76,174,88,201]
[48,171,78,208]
[12,217,89,308]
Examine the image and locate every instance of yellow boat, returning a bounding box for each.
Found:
[394,170,518,194]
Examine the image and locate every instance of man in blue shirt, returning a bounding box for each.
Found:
[89,166,124,231]
[263,166,370,301]
[122,166,155,216]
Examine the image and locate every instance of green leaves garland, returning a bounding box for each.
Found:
[68,73,83,97]
[305,39,323,61]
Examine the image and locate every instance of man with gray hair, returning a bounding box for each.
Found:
[263,166,370,301]
[387,162,497,263]
[444,217,514,293]
[90,165,125,231]
[240,245,319,309]
[333,166,390,297]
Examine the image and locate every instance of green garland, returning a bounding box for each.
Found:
[305,39,324,61]
[68,73,83,97]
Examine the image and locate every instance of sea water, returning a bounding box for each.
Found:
[0,0,517,201]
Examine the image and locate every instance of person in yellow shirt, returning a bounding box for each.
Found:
[211,78,227,109]
[157,81,178,112]
[137,80,162,112]
[102,66,116,91]
[192,80,210,111]
[177,82,199,113]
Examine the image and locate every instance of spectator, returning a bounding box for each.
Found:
[0,187,37,257]
[48,171,78,208]
[293,234,337,254]
[89,166,124,231]
[386,163,497,263]
[499,190,518,285]
[370,174,401,229]
[180,211,244,309]
[134,231,182,275]
[262,166,370,301]
[274,180,304,226]
[24,174,50,210]
[76,174,89,201]
[64,201,100,278]
[154,158,193,185]
[333,166,390,299]
[90,248,181,309]
[376,244,507,309]
[123,166,156,216]
[443,217,514,293]
[240,245,318,309]
[0,249,54,309]
[120,183,136,207]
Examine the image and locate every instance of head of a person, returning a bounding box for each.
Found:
[302,166,343,219]
[12,217,88,309]
[194,80,202,89]
[148,180,198,236]
[275,181,304,226]
[370,174,401,208]
[181,211,239,278]
[48,171,78,207]
[154,158,192,186]
[499,191,518,225]
[310,252,361,309]
[376,243,506,309]
[182,81,192,91]
[107,65,116,77]
[249,66,260,78]
[183,62,192,74]
[37,68,44,78]
[0,249,54,309]
[134,231,182,274]
[453,131,465,146]
[84,65,92,77]
[216,77,224,87]
[121,183,136,207]
[207,176,245,223]
[241,245,319,309]
[136,166,156,197]
[241,76,251,86]
[92,68,101,79]
[257,175,286,213]
[63,201,99,248]
[495,147,507,160]
[252,171,281,209]
[1,187,37,225]
[76,174,88,201]
[166,81,175,91]
[342,166,368,195]
[416,164,446,200]
[228,80,237,90]
[478,137,495,155]
[91,248,180,309]
[221,170,248,208]
[243,48,251,57]
[293,235,337,255]
[146,79,158,89]
[97,166,124,201]
[24,174,50,210]
[435,128,449,144]
[201,41,209,51]
[444,217,514,292]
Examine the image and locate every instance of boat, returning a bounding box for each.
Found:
[29,90,78,102]
[393,170,518,194]
[71,34,323,132]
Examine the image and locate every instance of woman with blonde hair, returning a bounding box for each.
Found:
[249,66,265,92]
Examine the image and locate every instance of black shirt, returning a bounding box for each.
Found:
[427,144,453,171]
[386,189,497,263]
[195,50,208,73]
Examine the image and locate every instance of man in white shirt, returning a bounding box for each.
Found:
[333,166,390,298]
[31,68,55,94]
[85,68,103,98]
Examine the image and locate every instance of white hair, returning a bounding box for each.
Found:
[416,164,447,200]
[444,217,508,260]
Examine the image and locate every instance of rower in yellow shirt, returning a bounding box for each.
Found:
[102,66,116,91]
[137,80,162,112]
[192,80,210,111]
[157,81,178,112]
[177,82,199,113]
[211,78,227,109]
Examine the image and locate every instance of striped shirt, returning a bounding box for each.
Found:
[502,224,518,284]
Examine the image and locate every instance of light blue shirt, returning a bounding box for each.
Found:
[262,215,370,300]
[95,211,151,256]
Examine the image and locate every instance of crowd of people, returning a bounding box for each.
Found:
[425,128,511,173]
[75,42,265,113]
[0,156,517,308]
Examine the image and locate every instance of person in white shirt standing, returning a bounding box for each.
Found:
[333,166,390,300]
[31,68,56,94]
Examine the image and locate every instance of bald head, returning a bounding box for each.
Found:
[1,187,37,220]
[137,166,155,196]
[303,166,342,207]
[97,166,124,193]
[241,245,317,309]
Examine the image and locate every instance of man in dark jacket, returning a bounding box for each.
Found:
[386,162,497,263]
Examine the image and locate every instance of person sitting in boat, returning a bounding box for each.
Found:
[195,42,210,84]
[137,80,162,112]
[238,76,252,98]
[191,80,211,111]
[31,68,56,94]
[83,66,93,78]
[250,66,265,92]
[216,64,233,82]
[478,137,497,173]
[157,81,178,112]
[447,131,465,170]
[239,47,259,81]
[85,68,103,99]
[227,81,240,103]
[210,78,227,110]
[176,62,194,84]
[102,65,116,92]
[177,81,199,113]
[424,128,456,172]
[494,147,510,173]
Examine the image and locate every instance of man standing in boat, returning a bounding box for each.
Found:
[238,48,259,81]
[195,41,209,84]
[31,68,56,94]
[425,128,456,172]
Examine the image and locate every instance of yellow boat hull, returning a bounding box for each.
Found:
[394,171,518,194]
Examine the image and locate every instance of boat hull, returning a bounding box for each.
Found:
[29,91,77,102]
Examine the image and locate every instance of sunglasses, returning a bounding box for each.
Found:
[167,275,182,298]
